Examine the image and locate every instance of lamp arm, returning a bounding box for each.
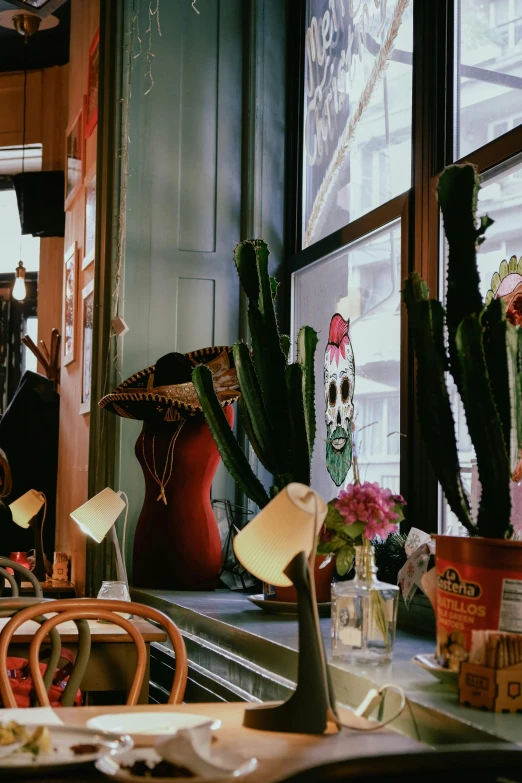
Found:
[108,525,128,586]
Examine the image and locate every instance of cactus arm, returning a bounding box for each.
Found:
[237,396,266,467]
[280,334,291,360]
[437,165,486,387]
[248,301,290,453]
[515,327,522,450]
[403,276,475,533]
[270,276,279,299]
[233,341,284,475]
[297,325,319,459]
[455,315,511,538]
[233,241,260,303]
[285,363,311,486]
[192,364,270,509]
[482,298,512,460]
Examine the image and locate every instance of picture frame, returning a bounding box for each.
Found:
[83,162,96,270]
[65,109,83,208]
[80,279,95,415]
[62,242,78,367]
[84,28,100,139]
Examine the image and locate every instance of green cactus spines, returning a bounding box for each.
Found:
[482,298,511,458]
[438,165,484,388]
[233,341,283,475]
[297,325,319,459]
[404,162,519,539]
[195,239,319,507]
[455,316,511,537]
[285,363,311,486]
[403,278,473,533]
[192,364,270,509]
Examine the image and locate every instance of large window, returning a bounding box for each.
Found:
[302,0,413,246]
[291,1,522,531]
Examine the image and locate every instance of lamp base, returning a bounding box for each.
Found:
[243,551,339,735]
[27,515,47,582]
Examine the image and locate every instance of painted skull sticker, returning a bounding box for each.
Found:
[324,313,355,486]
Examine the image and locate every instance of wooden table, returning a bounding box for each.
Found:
[3,579,76,598]
[0,616,166,703]
[18,703,422,782]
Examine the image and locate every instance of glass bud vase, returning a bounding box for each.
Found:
[97,580,132,620]
[331,542,399,664]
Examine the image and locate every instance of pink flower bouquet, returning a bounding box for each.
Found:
[318,481,406,575]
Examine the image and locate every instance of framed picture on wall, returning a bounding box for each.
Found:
[80,279,94,415]
[83,163,96,270]
[84,28,100,139]
[65,109,83,208]
[62,242,77,366]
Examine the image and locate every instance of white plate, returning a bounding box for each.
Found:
[412,654,459,687]
[96,747,258,782]
[0,725,132,779]
[87,713,221,744]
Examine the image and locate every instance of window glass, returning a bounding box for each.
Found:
[456,0,522,159]
[0,190,39,273]
[302,0,413,247]
[292,221,401,502]
[441,159,522,535]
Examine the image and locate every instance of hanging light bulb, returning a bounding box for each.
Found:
[13,261,26,302]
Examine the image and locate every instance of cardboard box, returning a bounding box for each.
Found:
[459,661,522,712]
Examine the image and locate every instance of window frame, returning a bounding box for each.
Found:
[287,0,522,534]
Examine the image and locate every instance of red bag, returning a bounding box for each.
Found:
[3,648,82,708]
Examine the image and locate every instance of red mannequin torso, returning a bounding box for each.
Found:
[133,406,234,589]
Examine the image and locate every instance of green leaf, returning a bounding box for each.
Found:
[403,276,475,534]
[297,325,319,459]
[324,502,365,538]
[336,544,355,576]
[316,535,346,555]
[285,363,310,485]
[392,503,405,526]
[455,315,511,537]
[233,341,283,475]
[192,364,270,509]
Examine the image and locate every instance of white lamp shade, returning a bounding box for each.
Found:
[233,483,327,587]
[70,487,125,543]
[10,489,45,528]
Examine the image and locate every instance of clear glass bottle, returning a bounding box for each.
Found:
[97,580,132,620]
[331,543,399,664]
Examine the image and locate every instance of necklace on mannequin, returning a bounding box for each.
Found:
[141,420,185,504]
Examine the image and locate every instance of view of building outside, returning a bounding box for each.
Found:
[302,0,413,247]
[293,221,401,502]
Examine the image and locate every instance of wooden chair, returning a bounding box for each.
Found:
[0,597,91,706]
[0,556,43,598]
[0,598,188,708]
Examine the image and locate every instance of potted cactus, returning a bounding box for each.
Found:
[403,162,522,670]
[192,239,334,601]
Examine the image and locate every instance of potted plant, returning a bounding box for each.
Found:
[192,239,335,601]
[403,162,522,671]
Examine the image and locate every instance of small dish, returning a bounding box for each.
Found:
[96,747,258,782]
[412,653,459,687]
[0,725,132,779]
[248,594,331,617]
[87,714,221,747]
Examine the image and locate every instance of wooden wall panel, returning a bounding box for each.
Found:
[54,0,99,594]
[0,70,42,148]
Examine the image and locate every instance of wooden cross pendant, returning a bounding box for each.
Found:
[157,488,168,505]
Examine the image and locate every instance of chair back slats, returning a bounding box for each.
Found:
[0,598,188,707]
[0,567,18,597]
[0,557,43,598]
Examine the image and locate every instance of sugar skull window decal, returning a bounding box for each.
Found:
[486,255,522,326]
[324,313,355,486]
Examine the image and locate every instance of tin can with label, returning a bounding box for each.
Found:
[434,536,522,670]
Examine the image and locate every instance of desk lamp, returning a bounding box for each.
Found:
[10,489,47,580]
[70,488,128,585]
[233,483,339,734]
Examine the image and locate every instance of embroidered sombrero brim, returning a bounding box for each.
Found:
[99,346,240,422]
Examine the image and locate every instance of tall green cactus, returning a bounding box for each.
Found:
[192,239,318,505]
[403,163,520,539]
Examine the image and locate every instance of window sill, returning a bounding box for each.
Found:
[132,587,516,745]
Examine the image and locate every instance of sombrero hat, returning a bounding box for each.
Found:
[99,346,240,422]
